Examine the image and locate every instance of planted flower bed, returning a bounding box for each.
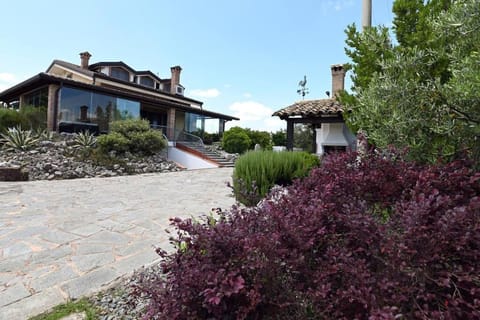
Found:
[134,149,480,319]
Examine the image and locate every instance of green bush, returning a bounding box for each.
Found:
[128,130,166,155]
[109,118,150,136]
[0,108,23,133]
[97,119,166,155]
[294,124,314,152]
[222,127,251,154]
[222,127,273,152]
[244,128,272,150]
[97,132,129,153]
[19,106,47,130]
[233,150,320,206]
[0,106,47,133]
[271,129,286,146]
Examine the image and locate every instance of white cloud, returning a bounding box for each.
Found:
[227,101,286,132]
[243,92,252,98]
[0,73,17,92]
[190,88,221,98]
[229,101,271,121]
[321,0,354,14]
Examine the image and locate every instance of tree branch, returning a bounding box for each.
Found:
[449,106,480,124]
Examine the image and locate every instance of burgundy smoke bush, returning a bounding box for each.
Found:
[136,150,480,319]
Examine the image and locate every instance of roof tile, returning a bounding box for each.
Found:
[273,99,343,119]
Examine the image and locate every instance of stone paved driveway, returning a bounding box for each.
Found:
[0,168,235,319]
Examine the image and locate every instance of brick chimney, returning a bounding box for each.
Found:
[79,51,92,69]
[331,64,346,99]
[170,65,182,94]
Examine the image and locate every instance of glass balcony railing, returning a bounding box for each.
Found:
[150,125,204,148]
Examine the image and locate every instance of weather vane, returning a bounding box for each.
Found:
[297,75,309,100]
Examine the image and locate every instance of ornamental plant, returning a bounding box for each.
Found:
[0,106,47,133]
[221,127,251,154]
[221,127,273,153]
[97,132,129,154]
[97,119,166,155]
[233,150,320,206]
[0,126,39,151]
[73,131,97,149]
[0,108,23,133]
[135,149,480,319]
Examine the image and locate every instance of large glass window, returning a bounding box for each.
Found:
[110,67,130,82]
[92,93,115,133]
[116,98,140,120]
[58,86,140,133]
[58,87,92,123]
[25,87,48,107]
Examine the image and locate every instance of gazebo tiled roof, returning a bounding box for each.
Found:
[272,98,343,119]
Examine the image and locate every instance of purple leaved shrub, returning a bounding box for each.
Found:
[135,150,480,319]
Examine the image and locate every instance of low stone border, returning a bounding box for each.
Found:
[0,166,29,181]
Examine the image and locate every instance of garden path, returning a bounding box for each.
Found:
[0,168,235,319]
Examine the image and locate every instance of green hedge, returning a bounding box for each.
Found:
[0,106,47,133]
[233,150,320,206]
[0,109,23,133]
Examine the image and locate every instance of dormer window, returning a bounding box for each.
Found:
[110,67,130,81]
[140,76,155,88]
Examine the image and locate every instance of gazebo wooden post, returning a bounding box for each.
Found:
[286,119,294,151]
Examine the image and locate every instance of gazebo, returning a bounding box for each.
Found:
[272,64,356,155]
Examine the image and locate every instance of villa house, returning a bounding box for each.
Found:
[0,52,238,140]
[273,64,356,156]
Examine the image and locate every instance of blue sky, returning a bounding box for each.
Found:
[0,0,394,132]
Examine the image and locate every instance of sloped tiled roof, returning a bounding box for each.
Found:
[47,60,95,77]
[273,98,343,119]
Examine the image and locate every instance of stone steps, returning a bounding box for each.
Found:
[177,142,235,167]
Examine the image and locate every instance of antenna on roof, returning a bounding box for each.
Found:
[296,75,309,100]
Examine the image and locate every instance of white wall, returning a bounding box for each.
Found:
[316,123,351,156]
[167,147,217,170]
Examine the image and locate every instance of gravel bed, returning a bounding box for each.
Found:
[0,134,183,181]
[89,263,162,319]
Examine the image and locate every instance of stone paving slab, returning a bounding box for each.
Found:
[0,168,234,319]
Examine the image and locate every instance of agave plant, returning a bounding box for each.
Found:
[34,128,54,141]
[0,126,39,151]
[73,130,97,149]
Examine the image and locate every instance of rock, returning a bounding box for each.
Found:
[0,135,183,181]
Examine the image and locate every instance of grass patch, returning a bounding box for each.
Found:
[28,298,98,320]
